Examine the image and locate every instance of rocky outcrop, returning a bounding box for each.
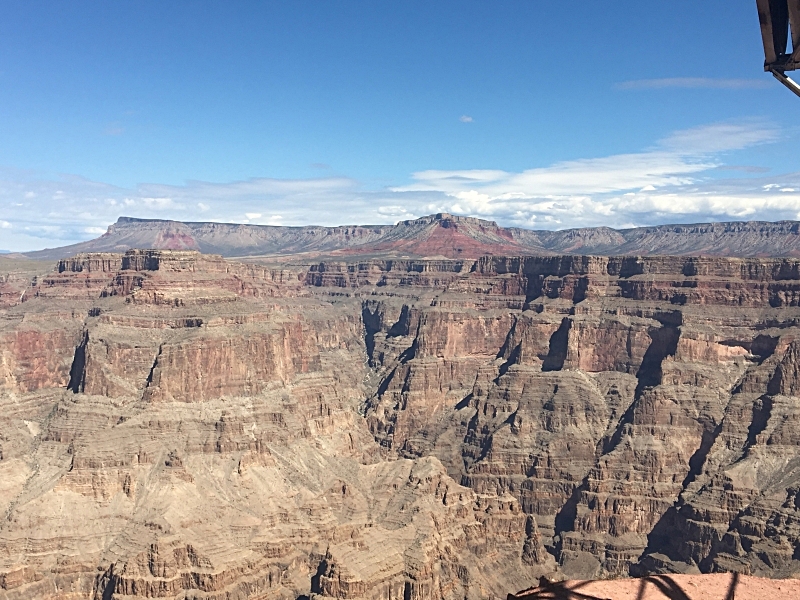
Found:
[3,250,800,599]
[0,251,549,600]
[359,254,800,580]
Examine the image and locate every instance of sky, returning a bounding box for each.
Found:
[2,1,800,251]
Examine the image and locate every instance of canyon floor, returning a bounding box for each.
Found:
[4,247,800,599]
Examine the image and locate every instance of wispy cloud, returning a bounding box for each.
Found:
[617,77,771,90]
[0,172,371,250]
[711,165,771,174]
[389,120,796,228]
[103,123,125,136]
[459,115,474,123]
[0,119,797,251]
[400,120,780,203]
[658,119,780,154]
[404,153,711,198]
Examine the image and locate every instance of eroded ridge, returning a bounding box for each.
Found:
[3,251,800,599]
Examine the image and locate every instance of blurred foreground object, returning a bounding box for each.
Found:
[757,0,800,96]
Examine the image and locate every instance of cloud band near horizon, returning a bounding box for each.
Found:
[0,119,798,252]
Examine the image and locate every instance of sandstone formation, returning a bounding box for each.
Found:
[23,214,800,261]
[4,250,800,599]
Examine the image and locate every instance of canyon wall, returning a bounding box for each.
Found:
[2,250,800,599]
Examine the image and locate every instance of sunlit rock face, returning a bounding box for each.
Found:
[24,213,800,261]
[3,250,800,599]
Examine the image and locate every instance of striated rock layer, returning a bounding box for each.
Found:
[3,250,800,599]
[23,213,800,260]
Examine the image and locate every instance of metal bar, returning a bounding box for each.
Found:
[758,0,779,65]
[772,0,791,57]
[772,67,800,97]
[789,0,800,59]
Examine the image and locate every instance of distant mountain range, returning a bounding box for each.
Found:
[22,213,800,260]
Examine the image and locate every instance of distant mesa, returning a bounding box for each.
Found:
[21,212,800,260]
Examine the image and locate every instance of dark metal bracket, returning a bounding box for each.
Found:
[757,0,800,96]
[771,67,800,97]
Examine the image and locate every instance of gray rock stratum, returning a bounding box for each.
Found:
[3,250,800,599]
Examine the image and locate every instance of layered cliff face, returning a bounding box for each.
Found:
[0,251,547,600]
[357,255,800,581]
[23,213,800,261]
[3,250,800,599]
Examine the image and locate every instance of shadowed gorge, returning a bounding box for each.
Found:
[4,250,800,599]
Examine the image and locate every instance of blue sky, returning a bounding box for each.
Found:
[2,1,800,251]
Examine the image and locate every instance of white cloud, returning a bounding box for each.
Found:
[459,115,474,123]
[140,197,179,210]
[377,205,416,218]
[403,152,711,198]
[381,120,792,230]
[659,119,780,154]
[0,118,795,251]
[0,173,369,250]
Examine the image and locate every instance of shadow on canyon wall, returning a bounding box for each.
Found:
[509,572,740,600]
